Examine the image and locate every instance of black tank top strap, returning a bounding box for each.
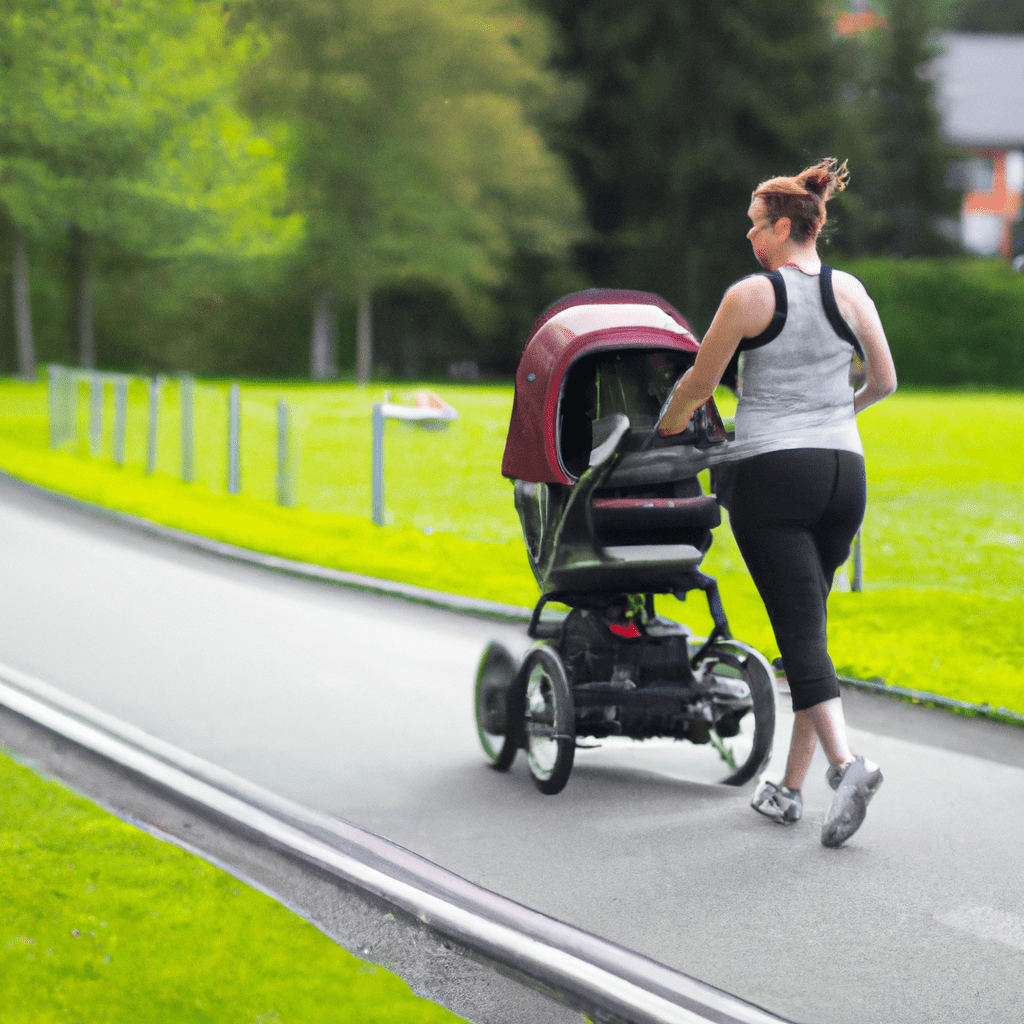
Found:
[737,270,787,351]
[820,265,865,360]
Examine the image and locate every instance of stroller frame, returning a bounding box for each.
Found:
[476,290,775,794]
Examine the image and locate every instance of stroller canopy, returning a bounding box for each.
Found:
[502,289,701,484]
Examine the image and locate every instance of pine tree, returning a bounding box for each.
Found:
[832,0,959,255]
[538,0,843,329]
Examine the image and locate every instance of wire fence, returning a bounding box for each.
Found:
[41,366,863,586]
[44,366,464,530]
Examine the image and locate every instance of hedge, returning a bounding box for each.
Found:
[839,258,1024,388]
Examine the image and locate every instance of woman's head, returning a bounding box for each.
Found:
[751,158,849,244]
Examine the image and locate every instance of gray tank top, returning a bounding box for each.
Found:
[732,265,863,459]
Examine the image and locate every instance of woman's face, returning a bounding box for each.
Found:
[746,197,781,270]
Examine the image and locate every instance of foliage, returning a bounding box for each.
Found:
[0,0,303,379]
[840,258,1024,386]
[238,0,583,327]
[0,749,465,1022]
[0,0,298,258]
[952,0,1024,32]
[829,0,960,256]
[536,0,844,330]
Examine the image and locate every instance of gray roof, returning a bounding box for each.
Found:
[931,33,1024,148]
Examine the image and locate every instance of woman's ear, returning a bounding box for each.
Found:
[774,216,792,241]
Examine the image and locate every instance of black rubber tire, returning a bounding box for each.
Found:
[700,640,776,786]
[520,644,576,795]
[474,641,521,771]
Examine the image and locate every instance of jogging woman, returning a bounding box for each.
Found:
[657,158,897,847]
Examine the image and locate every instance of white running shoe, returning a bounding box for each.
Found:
[821,756,883,847]
[751,780,803,824]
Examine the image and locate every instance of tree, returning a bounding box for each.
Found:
[0,0,299,374]
[537,0,844,330]
[953,0,1024,32]
[831,0,959,256]
[240,0,582,381]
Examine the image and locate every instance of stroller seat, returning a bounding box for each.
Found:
[502,288,730,610]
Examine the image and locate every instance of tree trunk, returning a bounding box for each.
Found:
[310,287,338,380]
[12,228,36,381]
[355,281,373,385]
[69,225,96,369]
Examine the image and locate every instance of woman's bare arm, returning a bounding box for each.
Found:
[657,275,775,435]
[833,272,897,413]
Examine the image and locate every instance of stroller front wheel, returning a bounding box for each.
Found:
[521,644,576,795]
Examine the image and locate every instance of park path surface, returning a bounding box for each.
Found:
[0,475,1021,1024]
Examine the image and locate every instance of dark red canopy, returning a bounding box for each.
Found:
[501,290,701,484]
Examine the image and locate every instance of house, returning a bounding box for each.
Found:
[931,33,1024,257]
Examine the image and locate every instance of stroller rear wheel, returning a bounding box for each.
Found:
[697,640,776,786]
[474,641,521,771]
[520,644,576,795]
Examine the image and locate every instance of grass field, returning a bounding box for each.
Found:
[0,745,465,1024]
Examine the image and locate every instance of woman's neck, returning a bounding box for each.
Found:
[776,243,821,274]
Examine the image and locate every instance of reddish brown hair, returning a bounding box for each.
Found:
[752,158,849,243]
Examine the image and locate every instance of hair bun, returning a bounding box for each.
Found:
[800,158,849,201]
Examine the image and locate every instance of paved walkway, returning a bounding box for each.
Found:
[1,476,1021,1024]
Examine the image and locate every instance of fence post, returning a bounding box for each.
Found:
[227,383,241,495]
[89,372,104,458]
[146,376,160,475]
[112,378,128,467]
[276,400,293,507]
[47,366,61,448]
[851,528,864,592]
[62,369,77,448]
[180,374,194,483]
[371,402,385,526]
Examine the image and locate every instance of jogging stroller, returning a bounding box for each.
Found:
[474,289,775,794]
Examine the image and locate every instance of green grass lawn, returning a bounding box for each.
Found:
[0,746,465,1023]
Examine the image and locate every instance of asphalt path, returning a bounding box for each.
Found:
[1,476,1022,1024]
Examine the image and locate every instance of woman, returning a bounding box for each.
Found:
[657,158,897,848]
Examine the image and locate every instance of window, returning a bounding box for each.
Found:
[947,157,995,193]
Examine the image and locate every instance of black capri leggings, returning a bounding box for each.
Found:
[726,448,866,712]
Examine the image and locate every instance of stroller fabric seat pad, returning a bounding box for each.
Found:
[593,495,722,532]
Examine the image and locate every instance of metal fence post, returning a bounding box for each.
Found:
[276,399,293,507]
[180,374,194,483]
[852,528,864,592]
[89,372,104,458]
[112,378,128,467]
[146,376,160,475]
[371,402,385,526]
[62,369,77,448]
[47,366,61,448]
[227,383,241,495]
